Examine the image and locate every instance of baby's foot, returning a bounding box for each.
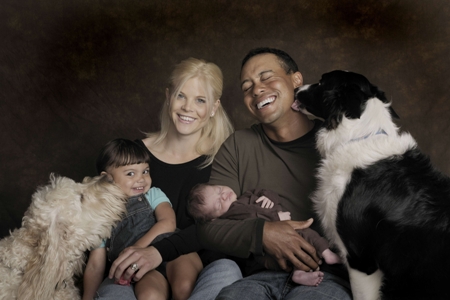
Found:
[292,270,324,286]
[322,249,341,265]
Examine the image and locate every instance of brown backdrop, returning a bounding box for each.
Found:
[1,0,450,238]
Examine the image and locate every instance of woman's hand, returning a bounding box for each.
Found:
[108,245,163,282]
[262,218,321,272]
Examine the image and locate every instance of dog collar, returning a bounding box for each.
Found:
[349,129,387,143]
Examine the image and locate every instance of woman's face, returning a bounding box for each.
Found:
[168,77,219,137]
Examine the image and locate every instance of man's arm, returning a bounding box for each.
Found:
[206,131,321,271]
[204,134,267,256]
[208,133,240,192]
[197,218,265,257]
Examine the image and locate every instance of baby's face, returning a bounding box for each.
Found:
[201,185,237,219]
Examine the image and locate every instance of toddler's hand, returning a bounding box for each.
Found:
[115,274,133,286]
[255,196,274,209]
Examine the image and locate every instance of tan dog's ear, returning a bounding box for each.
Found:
[17,212,70,299]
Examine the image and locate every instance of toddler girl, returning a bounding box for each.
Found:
[83,139,196,300]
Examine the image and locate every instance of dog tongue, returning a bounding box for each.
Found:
[291,100,301,111]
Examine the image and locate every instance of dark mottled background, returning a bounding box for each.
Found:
[1,0,449,238]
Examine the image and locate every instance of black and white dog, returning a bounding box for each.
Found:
[294,70,450,300]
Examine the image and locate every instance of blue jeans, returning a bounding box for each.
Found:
[216,270,352,300]
[95,259,241,300]
[188,259,242,300]
[95,277,135,299]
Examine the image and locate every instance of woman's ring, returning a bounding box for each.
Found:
[130,263,138,271]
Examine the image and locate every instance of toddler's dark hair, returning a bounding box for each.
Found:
[96,138,151,175]
[187,183,214,224]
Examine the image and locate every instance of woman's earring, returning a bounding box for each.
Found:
[210,112,215,117]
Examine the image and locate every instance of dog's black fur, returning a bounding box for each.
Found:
[295,70,450,300]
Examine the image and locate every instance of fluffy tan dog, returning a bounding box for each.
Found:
[0,174,127,300]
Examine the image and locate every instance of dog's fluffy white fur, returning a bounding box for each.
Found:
[0,174,127,300]
[295,70,450,300]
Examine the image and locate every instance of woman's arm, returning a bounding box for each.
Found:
[133,202,176,248]
[152,225,201,260]
[82,248,106,300]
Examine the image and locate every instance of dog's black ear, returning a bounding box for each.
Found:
[389,106,400,119]
[369,83,399,119]
[323,83,365,129]
[370,84,388,102]
[326,115,342,130]
[342,84,365,120]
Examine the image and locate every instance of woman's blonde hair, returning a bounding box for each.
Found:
[149,57,233,168]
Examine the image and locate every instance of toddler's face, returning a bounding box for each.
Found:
[201,185,237,219]
[106,163,151,197]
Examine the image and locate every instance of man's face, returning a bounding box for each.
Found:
[240,53,302,126]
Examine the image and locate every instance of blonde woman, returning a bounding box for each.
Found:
[101,58,241,300]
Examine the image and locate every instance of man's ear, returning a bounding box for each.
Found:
[292,72,303,88]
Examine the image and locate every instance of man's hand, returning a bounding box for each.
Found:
[262,219,320,272]
[108,246,162,282]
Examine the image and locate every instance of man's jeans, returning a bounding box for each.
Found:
[216,270,352,300]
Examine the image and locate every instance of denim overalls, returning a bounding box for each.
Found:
[105,194,155,262]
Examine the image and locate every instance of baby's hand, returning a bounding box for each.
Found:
[255,196,274,209]
[278,211,291,221]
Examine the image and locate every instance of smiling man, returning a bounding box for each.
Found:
[199,48,352,299]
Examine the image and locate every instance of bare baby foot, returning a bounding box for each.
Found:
[322,249,341,265]
[292,270,324,286]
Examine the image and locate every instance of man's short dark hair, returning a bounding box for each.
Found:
[241,47,299,74]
